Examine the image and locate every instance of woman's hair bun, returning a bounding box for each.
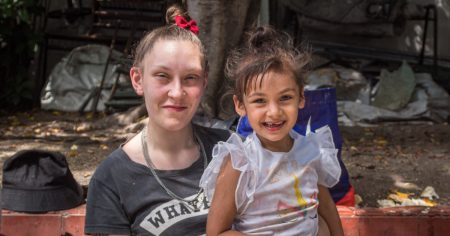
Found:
[165,4,189,24]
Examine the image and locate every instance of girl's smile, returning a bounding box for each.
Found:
[262,121,286,131]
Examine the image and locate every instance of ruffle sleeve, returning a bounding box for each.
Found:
[199,133,257,213]
[311,126,341,188]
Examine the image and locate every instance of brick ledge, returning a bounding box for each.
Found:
[1,205,450,236]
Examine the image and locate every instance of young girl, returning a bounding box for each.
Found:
[85,5,230,235]
[200,26,344,236]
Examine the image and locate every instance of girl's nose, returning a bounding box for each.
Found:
[267,102,281,116]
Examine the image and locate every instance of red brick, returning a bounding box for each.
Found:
[337,206,356,217]
[356,217,431,236]
[430,206,450,216]
[63,213,86,236]
[64,204,87,215]
[432,217,450,236]
[340,217,359,236]
[1,213,62,236]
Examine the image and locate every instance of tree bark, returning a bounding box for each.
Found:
[187,0,261,119]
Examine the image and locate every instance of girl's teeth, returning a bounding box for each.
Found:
[265,122,283,127]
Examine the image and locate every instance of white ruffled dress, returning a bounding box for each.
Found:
[200,126,341,236]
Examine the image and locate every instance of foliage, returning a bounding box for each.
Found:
[0,0,45,110]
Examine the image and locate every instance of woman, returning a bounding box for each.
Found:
[84,5,230,235]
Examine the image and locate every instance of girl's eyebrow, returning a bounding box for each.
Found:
[278,88,297,94]
[248,88,296,97]
[247,92,266,98]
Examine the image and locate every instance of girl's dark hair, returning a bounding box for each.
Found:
[132,4,206,71]
[225,26,310,103]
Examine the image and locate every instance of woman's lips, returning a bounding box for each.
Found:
[163,105,187,112]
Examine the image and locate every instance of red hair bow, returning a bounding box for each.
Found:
[175,15,199,35]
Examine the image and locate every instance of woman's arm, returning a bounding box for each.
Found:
[318,185,344,236]
[207,155,246,236]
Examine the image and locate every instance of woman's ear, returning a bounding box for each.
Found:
[233,95,246,116]
[130,67,144,96]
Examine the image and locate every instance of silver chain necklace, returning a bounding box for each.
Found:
[140,127,207,207]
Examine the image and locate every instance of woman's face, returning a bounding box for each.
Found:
[131,39,206,132]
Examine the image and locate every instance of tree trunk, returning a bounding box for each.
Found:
[187,0,261,119]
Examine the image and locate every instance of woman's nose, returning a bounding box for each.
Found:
[168,80,185,98]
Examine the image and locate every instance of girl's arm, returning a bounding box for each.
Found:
[207,155,246,236]
[318,185,344,236]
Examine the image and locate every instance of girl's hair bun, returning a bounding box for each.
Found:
[246,26,291,54]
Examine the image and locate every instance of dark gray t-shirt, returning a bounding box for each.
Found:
[85,125,230,235]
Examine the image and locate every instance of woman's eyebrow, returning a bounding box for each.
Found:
[149,64,170,70]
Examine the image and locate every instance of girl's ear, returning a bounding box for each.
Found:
[233,95,246,116]
[298,90,305,109]
[130,67,144,96]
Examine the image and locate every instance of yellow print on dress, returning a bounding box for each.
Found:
[277,174,318,218]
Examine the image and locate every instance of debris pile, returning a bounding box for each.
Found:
[377,186,440,207]
[306,50,450,126]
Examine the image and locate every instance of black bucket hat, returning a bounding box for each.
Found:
[2,150,84,213]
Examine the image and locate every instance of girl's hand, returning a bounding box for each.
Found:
[318,185,344,236]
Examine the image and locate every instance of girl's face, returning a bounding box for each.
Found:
[234,70,304,152]
[130,39,206,132]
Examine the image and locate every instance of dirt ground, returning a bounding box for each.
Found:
[0,110,449,208]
